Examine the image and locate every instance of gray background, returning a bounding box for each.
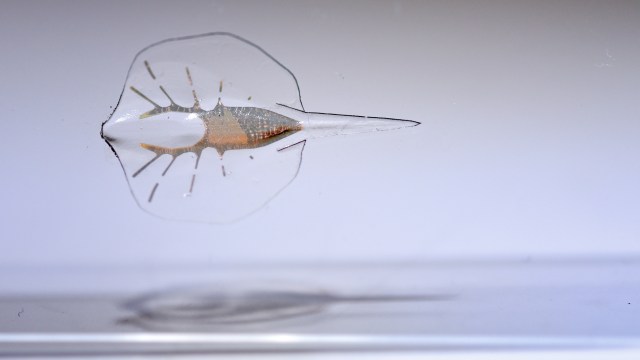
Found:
[1,0,639,269]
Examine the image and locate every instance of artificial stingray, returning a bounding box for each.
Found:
[101,32,420,223]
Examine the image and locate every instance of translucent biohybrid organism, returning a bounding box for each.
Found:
[101,32,420,223]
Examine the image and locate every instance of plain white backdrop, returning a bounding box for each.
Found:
[0,0,639,268]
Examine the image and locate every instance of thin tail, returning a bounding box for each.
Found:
[275,103,420,138]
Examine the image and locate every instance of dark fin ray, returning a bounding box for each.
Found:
[185,67,193,86]
[159,86,176,104]
[144,60,156,80]
[189,174,196,193]
[162,156,176,176]
[132,154,161,178]
[148,183,159,203]
[130,86,160,108]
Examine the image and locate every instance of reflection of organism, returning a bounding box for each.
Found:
[119,284,448,330]
[102,32,420,223]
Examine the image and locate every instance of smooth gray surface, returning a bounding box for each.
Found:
[2,259,640,354]
[0,1,639,268]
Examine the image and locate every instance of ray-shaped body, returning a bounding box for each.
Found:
[102,32,419,223]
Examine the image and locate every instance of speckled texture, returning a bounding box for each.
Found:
[141,103,302,157]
